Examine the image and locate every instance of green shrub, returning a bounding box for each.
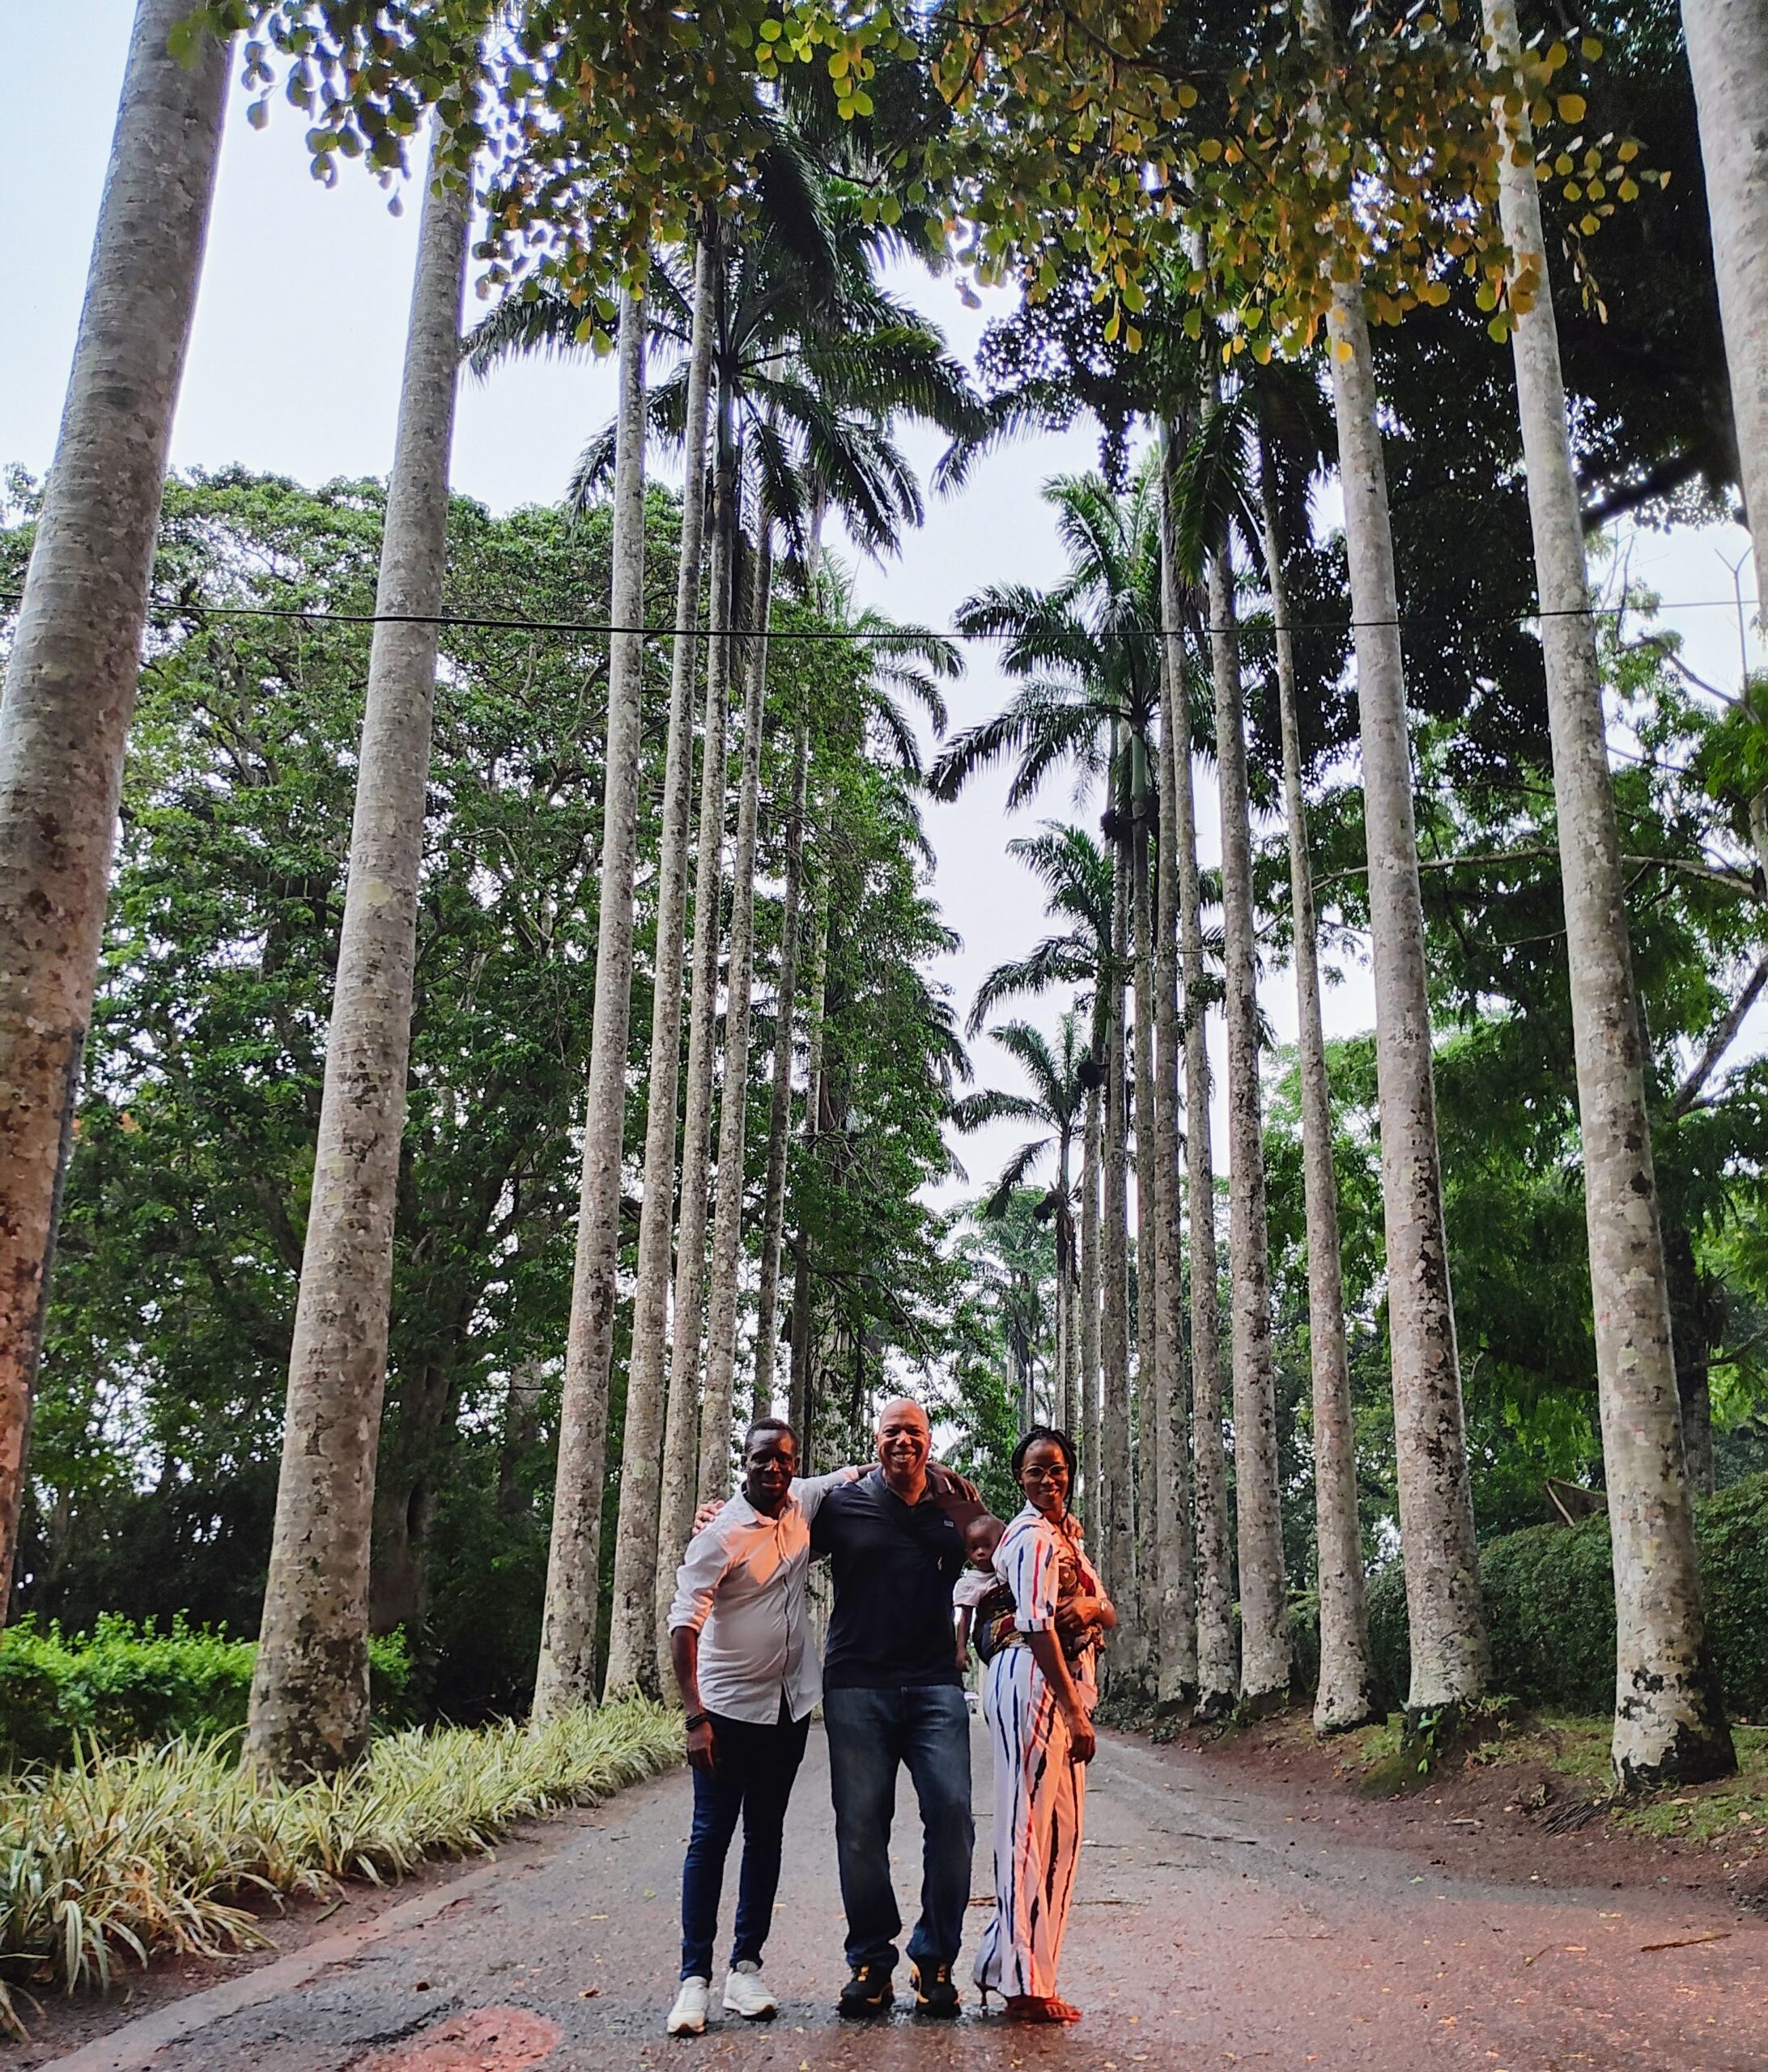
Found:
[0,1620,413,1767]
[0,1699,682,2032]
[1350,1470,1768,1720]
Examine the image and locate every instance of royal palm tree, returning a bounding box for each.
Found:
[1299,0,1490,1717]
[1485,0,1732,1783]
[0,0,231,1631]
[249,125,475,1771]
[951,1013,1089,1430]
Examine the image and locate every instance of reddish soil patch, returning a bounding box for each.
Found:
[350,2006,560,2072]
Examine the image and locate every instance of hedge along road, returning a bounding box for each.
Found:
[41,1721,1767,2072]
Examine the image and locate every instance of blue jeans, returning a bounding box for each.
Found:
[679,1705,811,1981]
[822,1683,974,1974]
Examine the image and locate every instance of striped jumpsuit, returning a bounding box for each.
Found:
[972,1504,1110,2001]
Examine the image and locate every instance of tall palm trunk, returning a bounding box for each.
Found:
[601,234,716,1704]
[1205,524,1291,1706]
[1131,747,1158,1685]
[1260,435,1375,1732]
[1080,1072,1103,1506]
[0,0,230,1616]
[1099,811,1135,1661]
[1154,677,1198,1705]
[1681,0,1768,613]
[788,891,829,1462]
[1162,451,1236,1713]
[1489,0,1733,1784]
[1303,0,1488,1717]
[699,527,773,1502]
[246,138,471,1777]
[530,291,649,1722]
[1053,1135,1073,1433]
[653,409,737,1674]
[754,712,810,1416]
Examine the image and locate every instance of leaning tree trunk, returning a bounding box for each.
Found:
[753,711,810,1416]
[1205,520,1291,1708]
[1490,0,1733,1783]
[1260,432,1375,1733]
[1130,744,1158,1689]
[0,0,230,1620]
[601,232,715,1704]
[1080,1072,1104,1509]
[652,409,737,1676]
[1154,673,1198,1705]
[245,138,471,1777]
[699,526,773,1504]
[1162,452,1237,1713]
[530,291,649,1723]
[1099,808,1135,1666]
[1681,0,1768,614]
[1302,0,1489,1714]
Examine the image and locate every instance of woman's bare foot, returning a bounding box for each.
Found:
[1003,1994,1082,2023]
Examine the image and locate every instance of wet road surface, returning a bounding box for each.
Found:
[44,1721,1767,2071]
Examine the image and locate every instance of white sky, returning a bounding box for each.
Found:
[4,6,1764,1226]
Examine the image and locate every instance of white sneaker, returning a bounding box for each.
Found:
[667,1977,711,2036]
[722,1962,778,2020]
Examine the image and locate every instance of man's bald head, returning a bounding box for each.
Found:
[875,1395,932,1497]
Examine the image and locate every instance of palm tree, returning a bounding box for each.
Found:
[248,128,474,1773]
[1485,0,1732,1784]
[530,289,650,1722]
[0,0,230,1624]
[933,469,1168,1652]
[1158,445,1236,1718]
[951,1013,1089,1430]
[1172,393,1292,1709]
[1681,0,1768,619]
[964,825,1115,1501]
[600,231,714,1705]
[754,570,961,1415]
[1300,0,1490,1718]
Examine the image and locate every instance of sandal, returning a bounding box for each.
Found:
[1003,1994,1082,2023]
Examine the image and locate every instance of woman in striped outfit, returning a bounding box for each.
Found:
[973,1425,1116,2024]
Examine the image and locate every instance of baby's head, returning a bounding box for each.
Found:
[963,1513,1005,1569]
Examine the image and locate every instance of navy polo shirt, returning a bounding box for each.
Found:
[810,1467,967,1690]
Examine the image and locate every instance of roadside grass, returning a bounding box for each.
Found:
[0,1700,682,2036]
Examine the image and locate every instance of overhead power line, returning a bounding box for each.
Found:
[0,589,1756,642]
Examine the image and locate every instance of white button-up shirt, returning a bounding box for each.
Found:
[666,1470,857,1725]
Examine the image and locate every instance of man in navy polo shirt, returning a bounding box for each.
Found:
[811,1396,977,2021]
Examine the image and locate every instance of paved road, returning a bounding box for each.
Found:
[47,1722,1767,2072]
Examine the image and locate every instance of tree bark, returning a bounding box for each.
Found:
[1099,805,1135,1671]
[653,406,736,1676]
[1132,745,1159,1688]
[1260,433,1375,1733]
[1205,523,1291,1707]
[0,0,230,1618]
[1298,0,1489,1710]
[1054,1133,1073,1436]
[699,527,773,1503]
[1154,654,1198,1705]
[1681,0,1768,614]
[1080,1072,1103,1512]
[788,892,829,1465]
[530,289,648,1723]
[1490,0,1733,1782]
[246,138,470,1777]
[601,231,715,1704]
[1162,454,1236,1713]
[754,712,810,1416]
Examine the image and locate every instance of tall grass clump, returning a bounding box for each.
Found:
[0,1700,682,2034]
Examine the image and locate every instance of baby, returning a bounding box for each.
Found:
[953,1511,1006,1666]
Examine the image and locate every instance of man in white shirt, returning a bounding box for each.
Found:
[662,1417,856,2037]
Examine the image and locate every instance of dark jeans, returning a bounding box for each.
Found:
[822,1682,974,1974]
[680,1704,811,1981]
